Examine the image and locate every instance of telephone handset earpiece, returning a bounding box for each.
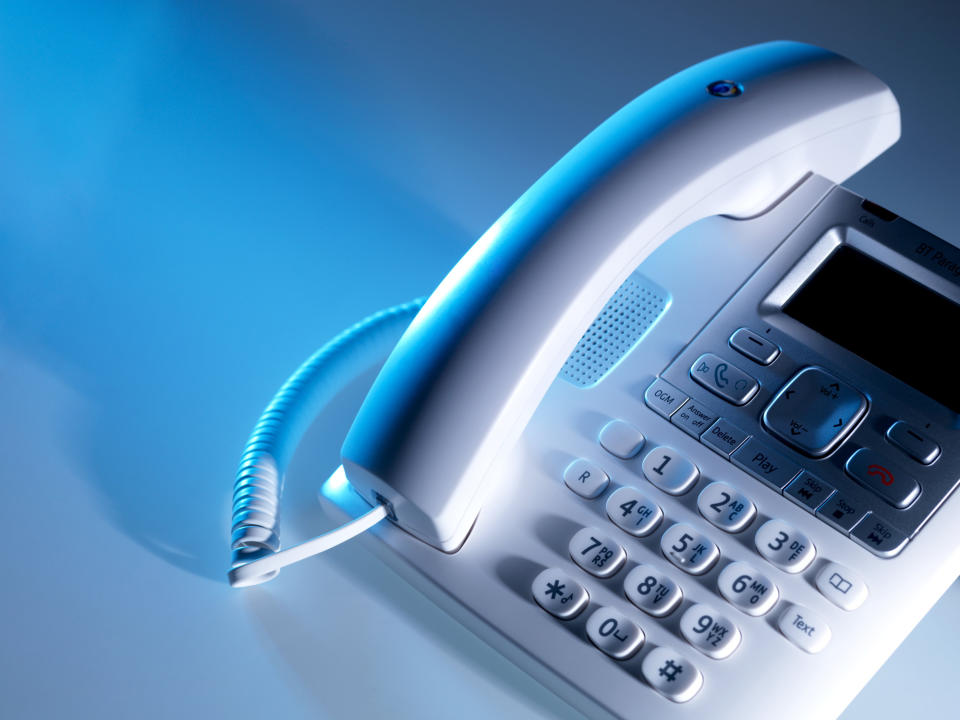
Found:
[340,41,900,552]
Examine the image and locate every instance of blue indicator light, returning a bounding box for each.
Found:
[707,80,744,98]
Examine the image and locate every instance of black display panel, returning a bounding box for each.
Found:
[783,244,960,413]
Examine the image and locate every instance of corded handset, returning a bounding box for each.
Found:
[229,41,960,718]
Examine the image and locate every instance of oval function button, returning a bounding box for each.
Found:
[815,562,868,611]
[585,606,645,660]
[598,419,645,460]
[660,523,720,575]
[689,352,760,405]
[845,448,920,509]
[641,446,699,495]
[754,518,816,574]
[679,603,742,660]
[717,561,779,616]
[886,421,941,465]
[569,527,627,578]
[624,564,683,617]
[641,646,703,703]
[563,459,610,499]
[532,567,589,620]
[697,481,756,532]
[729,327,780,365]
[777,603,831,654]
[606,486,663,537]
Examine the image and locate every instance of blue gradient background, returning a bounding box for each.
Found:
[1,1,957,718]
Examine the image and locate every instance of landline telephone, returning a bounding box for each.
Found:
[228,41,960,719]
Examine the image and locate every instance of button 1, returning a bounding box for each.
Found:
[730,437,801,490]
[606,486,663,537]
[815,562,868,611]
[640,646,703,703]
[641,446,699,495]
[671,401,717,438]
[624,564,683,617]
[697,481,756,533]
[754,518,816,574]
[717,561,779,616]
[690,353,759,405]
[850,514,909,558]
[886,421,941,465]
[569,527,627,578]
[532,568,589,620]
[660,524,720,575]
[729,328,780,365]
[784,472,835,512]
[701,418,750,457]
[679,603,742,660]
[644,378,688,419]
[762,367,867,457]
[816,494,867,533]
[777,604,831,654]
[598,419,645,459]
[585,606,645,660]
[845,448,920,509]
[563,459,610,499]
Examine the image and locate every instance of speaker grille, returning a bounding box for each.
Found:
[560,273,670,387]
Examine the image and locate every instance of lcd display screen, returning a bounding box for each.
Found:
[783,244,960,413]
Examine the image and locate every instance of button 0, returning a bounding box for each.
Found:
[762,367,867,457]
[585,606,644,660]
[886,421,941,465]
[729,327,780,365]
[689,353,759,405]
[845,449,920,509]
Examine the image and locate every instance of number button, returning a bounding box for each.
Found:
[641,446,699,495]
[624,564,683,617]
[640,646,703,703]
[659,524,720,575]
[585,606,645,660]
[679,603,742,660]
[605,486,663,537]
[754,518,815,573]
[531,568,589,620]
[717,561,779,616]
[563,459,610,499]
[697,481,756,533]
[569,527,627,578]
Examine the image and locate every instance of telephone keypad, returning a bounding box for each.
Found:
[660,523,720,575]
[754,518,815,574]
[585,606,645,660]
[717,561,779,616]
[640,646,703,703]
[679,603,742,660]
[624,564,683,617]
[569,527,627,578]
[689,352,759,405]
[641,446,699,496]
[563,459,610,499]
[605,486,663,537]
[598,419,646,460]
[532,568,589,620]
[697,481,756,533]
